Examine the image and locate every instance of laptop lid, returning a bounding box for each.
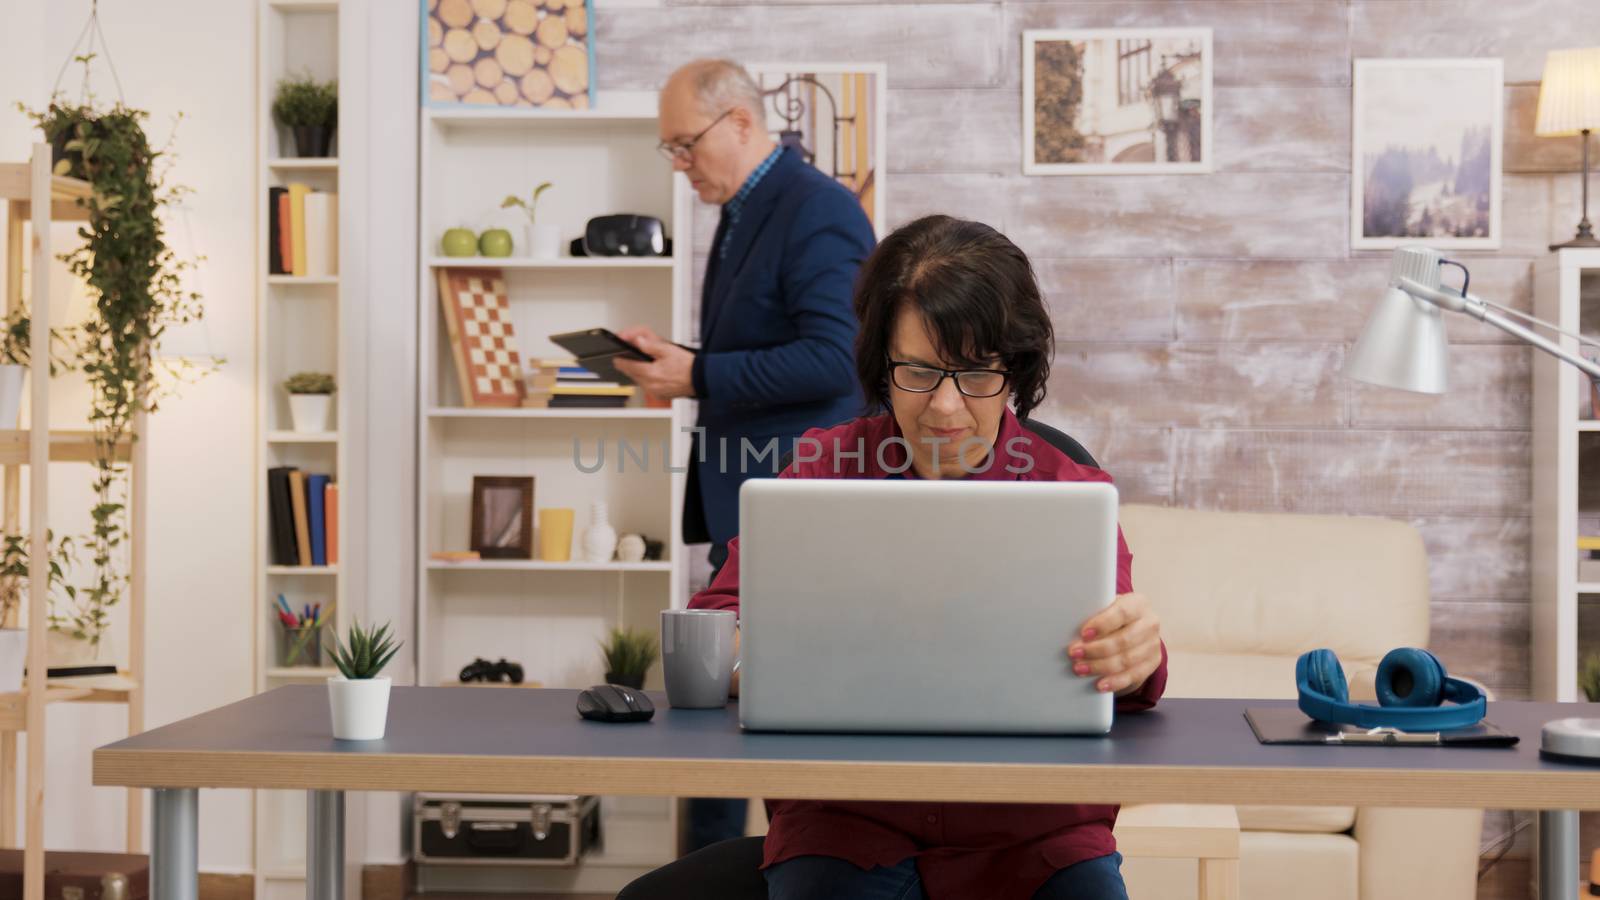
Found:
[738,479,1118,734]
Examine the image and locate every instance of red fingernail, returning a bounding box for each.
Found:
[1074,663,1090,675]
[1082,628,1097,640]
[1098,681,1111,692]
[1068,646,1084,659]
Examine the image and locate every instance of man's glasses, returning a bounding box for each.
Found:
[657,109,734,163]
[888,361,1011,398]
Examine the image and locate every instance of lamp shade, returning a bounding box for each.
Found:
[1535,47,1600,137]
[1346,285,1451,394]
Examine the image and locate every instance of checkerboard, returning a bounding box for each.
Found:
[437,268,526,407]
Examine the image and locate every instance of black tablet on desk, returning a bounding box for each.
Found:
[549,328,653,385]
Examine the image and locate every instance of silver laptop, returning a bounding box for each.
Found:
[737,478,1119,734]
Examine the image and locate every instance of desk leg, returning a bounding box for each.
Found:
[307,790,345,900]
[151,788,198,900]
[1537,810,1578,900]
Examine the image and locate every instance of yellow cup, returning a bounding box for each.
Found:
[538,508,575,562]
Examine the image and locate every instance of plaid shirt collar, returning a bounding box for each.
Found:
[723,145,784,225]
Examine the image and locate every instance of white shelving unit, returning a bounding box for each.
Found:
[1531,247,1600,701]
[254,1,360,896]
[417,94,693,892]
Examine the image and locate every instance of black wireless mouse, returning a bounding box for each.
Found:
[577,684,655,723]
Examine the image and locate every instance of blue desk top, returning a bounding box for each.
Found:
[92,687,1600,809]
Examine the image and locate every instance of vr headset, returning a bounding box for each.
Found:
[569,214,673,258]
[1296,647,1485,732]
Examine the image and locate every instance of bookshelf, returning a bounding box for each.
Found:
[416,95,692,892]
[254,0,358,896]
[0,145,146,900]
[1531,248,1600,702]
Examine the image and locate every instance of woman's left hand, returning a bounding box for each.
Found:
[1067,592,1162,696]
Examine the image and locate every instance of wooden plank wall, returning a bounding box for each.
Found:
[628,2,1600,895]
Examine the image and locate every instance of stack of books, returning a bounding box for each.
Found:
[268,182,338,277]
[267,467,339,567]
[523,358,636,408]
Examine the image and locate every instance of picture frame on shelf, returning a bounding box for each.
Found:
[422,0,596,110]
[1023,28,1213,175]
[1351,58,1503,250]
[470,475,535,559]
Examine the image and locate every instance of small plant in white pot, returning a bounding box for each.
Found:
[284,371,335,434]
[0,532,78,691]
[502,182,558,259]
[326,619,402,741]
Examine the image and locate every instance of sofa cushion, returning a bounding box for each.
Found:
[1119,505,1429,664]
[1162,650,1384,700]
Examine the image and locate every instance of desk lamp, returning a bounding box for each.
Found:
[1346,248,1600,898]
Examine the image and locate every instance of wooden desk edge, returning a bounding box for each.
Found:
[91,750,1600,810]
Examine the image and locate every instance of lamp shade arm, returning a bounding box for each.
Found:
[1394,276,1600,382]
[1477,307,1600,381]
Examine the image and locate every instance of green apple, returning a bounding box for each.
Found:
[441,227,477,257]
[478,228,514,258]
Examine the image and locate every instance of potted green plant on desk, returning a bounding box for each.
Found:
[600,626,657,690]
[327,620,402,740]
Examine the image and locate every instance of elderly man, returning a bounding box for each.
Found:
[616,58,874,852]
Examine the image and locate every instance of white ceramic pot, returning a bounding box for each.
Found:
[583,500,618,563]
[289,393,334,434]
[529,223,562,259]
[0,629,25,693]
[327,675,391,741]
[0,365,24,428]
[46,628,112,670]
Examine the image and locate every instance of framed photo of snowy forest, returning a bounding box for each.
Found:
[1351,58,1503,250]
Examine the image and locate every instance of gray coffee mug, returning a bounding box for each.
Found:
[661,609,738,709]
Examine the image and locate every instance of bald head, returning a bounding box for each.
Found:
[658,59,778,205]
[665,59,765,121]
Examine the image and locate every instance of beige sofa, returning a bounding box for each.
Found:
[1116,504,1485,900]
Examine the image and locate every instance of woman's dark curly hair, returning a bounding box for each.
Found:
[853,215,1054,422]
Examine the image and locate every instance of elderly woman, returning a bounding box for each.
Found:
[623,215,1167,900]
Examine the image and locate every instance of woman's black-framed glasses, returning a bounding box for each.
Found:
[657,109,734,163]
[888,361,1011,398]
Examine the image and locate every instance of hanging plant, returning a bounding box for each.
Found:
[19,94,209,645]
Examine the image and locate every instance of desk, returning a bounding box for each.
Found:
[94,687,1600,900]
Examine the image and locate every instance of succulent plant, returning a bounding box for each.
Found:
[284,371,336,394]
[1581,651,1600,703]
[328,620,401,680]
[272,73,338,128]
[599,626,658,678]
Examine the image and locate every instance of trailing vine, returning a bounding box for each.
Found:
[21,97,208,644]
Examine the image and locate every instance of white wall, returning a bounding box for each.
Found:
[1,0,260,874]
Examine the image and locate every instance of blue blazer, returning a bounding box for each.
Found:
[686,148,875,546]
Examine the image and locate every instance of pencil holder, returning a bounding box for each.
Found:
[281,624,324,668]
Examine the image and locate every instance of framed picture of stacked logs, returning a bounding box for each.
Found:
[423,0,594,109]
[748,63,887,237]
[1024,28,1213,175]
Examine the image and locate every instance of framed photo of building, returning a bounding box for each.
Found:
[1351,58,1503,250]
[748,63,887,236]
[470,475,534,559]
[1023,28,1213,175]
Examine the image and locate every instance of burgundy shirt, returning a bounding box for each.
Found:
[690,409,1169,900]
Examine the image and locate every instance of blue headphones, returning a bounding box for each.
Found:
[1296,647,1485,732]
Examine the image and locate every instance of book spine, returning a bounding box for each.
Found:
[288,469,312,566]
[307,474,329,567]
[288,182,310,278]
[268,186,287,275]
[326,482,340,566]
